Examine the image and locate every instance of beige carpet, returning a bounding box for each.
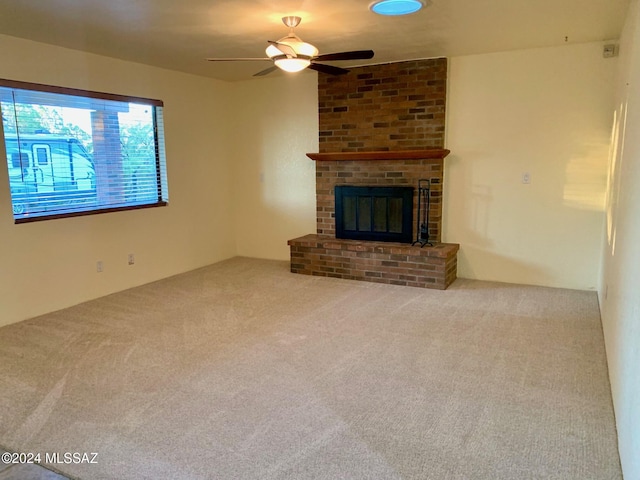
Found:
[0,257,621,480]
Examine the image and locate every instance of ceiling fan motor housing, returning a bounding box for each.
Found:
[282,16,302,28]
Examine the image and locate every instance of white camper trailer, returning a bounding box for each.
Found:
[4,134,96,217]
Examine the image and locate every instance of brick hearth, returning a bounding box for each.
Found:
[288,234,459,290]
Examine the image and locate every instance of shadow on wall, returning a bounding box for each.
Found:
[444,152,493,248]
[445,154,553,286]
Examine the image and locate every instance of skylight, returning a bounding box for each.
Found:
[370,0,425,16]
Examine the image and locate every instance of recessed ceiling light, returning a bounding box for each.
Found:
[369,0,425,16]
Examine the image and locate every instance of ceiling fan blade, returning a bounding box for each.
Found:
[309,63,350,76]
[314,50,375,62]
[206,58,271,62]
[253,65,279,77]
[267,40,297,58]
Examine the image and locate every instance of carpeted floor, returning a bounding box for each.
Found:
[0,257,621,480]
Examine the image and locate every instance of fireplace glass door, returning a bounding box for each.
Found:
[335,186,413,243]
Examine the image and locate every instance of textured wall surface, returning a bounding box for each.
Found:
[445,42,614,289]
[599,1,640,478]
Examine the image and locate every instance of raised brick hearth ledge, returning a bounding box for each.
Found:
[288,234,459,290]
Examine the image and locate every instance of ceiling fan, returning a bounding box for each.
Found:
[206,16,374,77]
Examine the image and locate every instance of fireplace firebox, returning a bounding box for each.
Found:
[335,185,413,243]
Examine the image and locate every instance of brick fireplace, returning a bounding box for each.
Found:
[288,58,459,290]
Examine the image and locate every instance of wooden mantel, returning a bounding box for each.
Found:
[306,149,450,162]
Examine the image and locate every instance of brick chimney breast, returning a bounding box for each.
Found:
[287,58,458,290]
[318,58,447,153]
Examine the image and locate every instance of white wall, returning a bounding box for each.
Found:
[230,73,317,260]
[445,42,616,289]
[599,0,640,478]
[0,35,237,327]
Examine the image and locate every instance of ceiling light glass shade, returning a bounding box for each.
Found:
[266,36,319,73]
[274,58,312,73]
[370,0,424,15]
[265,44,286,58]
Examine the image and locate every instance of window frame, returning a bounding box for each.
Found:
[0,78,168,223]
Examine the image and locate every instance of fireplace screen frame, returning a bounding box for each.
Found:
[334,185,414,243]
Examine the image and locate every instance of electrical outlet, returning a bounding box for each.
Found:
[522,172,531,184]
[128,254,135,265]
[96,261,103,273]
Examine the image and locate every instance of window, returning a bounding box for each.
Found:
[0,79,168,222]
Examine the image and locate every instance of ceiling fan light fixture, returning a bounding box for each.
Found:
[369,0,425,16]
[266,38,319,59]
[207,16,373,78]
[274,57,312,73]
[266,36,319,73]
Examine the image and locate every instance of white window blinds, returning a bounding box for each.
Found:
[0,79,168,222]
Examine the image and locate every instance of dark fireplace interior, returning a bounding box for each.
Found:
[335,185,413,243]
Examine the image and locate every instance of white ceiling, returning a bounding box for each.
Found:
[0,0,630,82]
